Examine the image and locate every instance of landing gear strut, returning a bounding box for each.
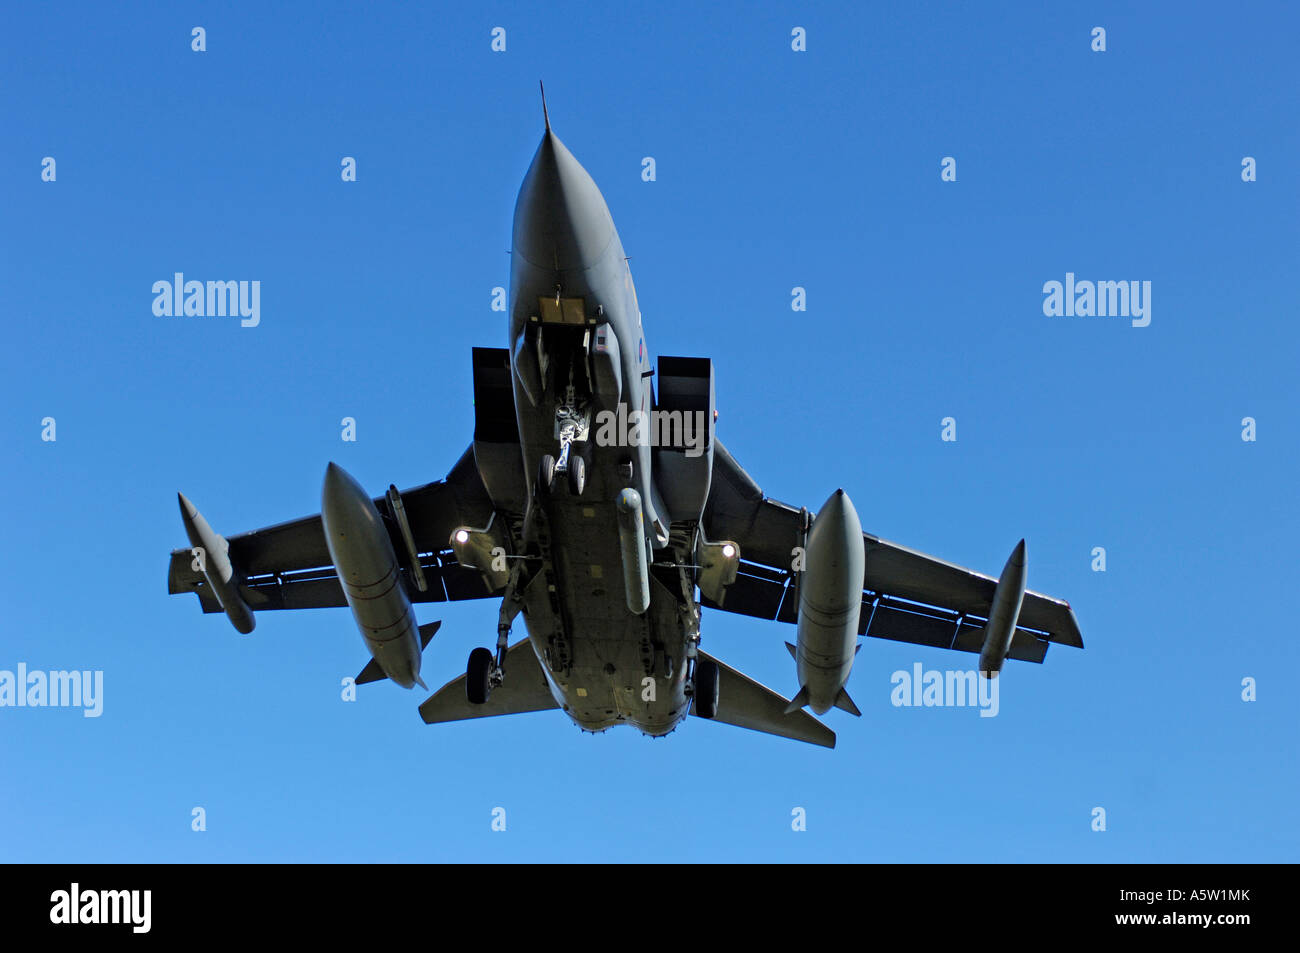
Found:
[681,623,718,719]
[465,560,526,706]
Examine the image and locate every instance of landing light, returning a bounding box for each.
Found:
[721,544,736,559]
[455,529,470,544]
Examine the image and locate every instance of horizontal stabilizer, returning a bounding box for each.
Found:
[419,639,559,724]
[693,653,834,748]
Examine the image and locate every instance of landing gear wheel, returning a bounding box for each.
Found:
[537,454,556,495]
[567,455,586,496]
[466,647,494,705]
[694,658,720,719]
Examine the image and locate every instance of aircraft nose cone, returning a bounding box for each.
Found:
[512,129,615,273]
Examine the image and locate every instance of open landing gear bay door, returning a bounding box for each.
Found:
[700,441,1084,665]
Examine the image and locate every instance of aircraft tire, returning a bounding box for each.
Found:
[538,454,556,495]
[567,455,586,496]
[466,647,493,705]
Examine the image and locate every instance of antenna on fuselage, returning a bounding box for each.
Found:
[540,80,550,131]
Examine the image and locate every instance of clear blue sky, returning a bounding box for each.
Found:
[2,1,1296,862]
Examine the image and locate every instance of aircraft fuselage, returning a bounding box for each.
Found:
[505,127,695,736]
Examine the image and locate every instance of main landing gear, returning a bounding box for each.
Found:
[465,623,509,705]
[466,560,525,706]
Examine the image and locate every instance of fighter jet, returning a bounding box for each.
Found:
[168,92,1083,748]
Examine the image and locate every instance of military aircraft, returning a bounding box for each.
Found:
[168,92,1083,748]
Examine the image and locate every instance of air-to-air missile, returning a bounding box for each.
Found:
[320,462,426,690]
[177,493,256,635]
[977,539,1027,678]
[787,489,865,716]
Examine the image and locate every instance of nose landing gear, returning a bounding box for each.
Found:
[552,383,590,497]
